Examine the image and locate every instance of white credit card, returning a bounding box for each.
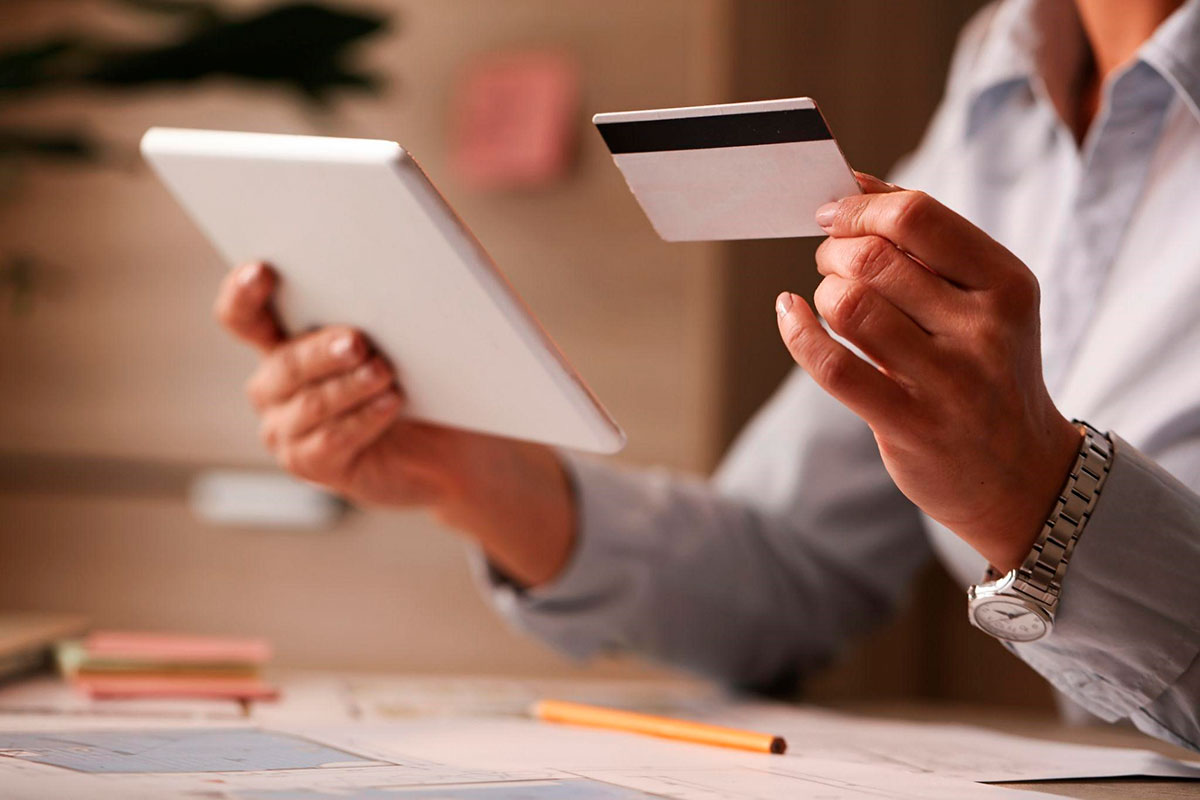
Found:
[594,97,860,241]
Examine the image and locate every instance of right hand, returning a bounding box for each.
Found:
[213,261,577,586]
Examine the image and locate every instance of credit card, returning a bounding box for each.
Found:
[594,97,860,241]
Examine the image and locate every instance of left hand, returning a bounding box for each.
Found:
[776,173,1082,572]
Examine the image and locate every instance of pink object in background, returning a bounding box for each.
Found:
[84,631,272,665]
[73,675,279,701]
[450,50,580,190]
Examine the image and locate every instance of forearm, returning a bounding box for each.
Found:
[434,436,575,588]
[482,458,881,690]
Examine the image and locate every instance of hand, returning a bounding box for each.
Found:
[213,262,576,586]
[775,174,1082,572]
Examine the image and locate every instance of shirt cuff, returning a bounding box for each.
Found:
[469,453,664,660]
[1015,434,1200,720]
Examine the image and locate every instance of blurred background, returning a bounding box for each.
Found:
[0,0,1054,708]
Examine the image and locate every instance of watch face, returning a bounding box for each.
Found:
[971,598,1050,642]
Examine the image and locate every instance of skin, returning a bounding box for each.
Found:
[778,174,1081,571]
[216,0,1179,586]
[1073,0,1183,139]
[214,263,573,587]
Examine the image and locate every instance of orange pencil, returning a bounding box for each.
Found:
[532,699,787,755]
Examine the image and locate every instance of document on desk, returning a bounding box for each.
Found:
[711,702,1200,782]
[248,673,727,725]
[0,719,543,800]
[301,676,1200,783]
[2,676,1198,799]
[252,675,1200,783]
[295,718,1063,798]
[0,716,1058,800]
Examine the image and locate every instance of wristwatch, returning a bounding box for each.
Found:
[968,421,1114,643]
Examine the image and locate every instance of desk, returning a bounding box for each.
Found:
[0,672,1195,799]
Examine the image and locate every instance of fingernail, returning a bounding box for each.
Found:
[238,262,263,285]
[355,361,380,383]
[815,202,839,229]
[776,293,794,317]
[330,333,357,361]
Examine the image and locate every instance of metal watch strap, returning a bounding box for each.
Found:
[1004,421,1114,612]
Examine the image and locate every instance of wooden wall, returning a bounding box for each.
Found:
[0,0,728,677]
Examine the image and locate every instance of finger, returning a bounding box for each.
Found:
[813,275,931,379]
[283,391,403,478]
[247,326,369,409]
[814,190,1012,289]
[214,262,282,352]
[853,171,901,194]
[267,357,395,442]
[815,235,966,334]
[776,292,911,432]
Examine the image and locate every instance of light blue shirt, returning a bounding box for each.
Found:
[480,0,1200,751]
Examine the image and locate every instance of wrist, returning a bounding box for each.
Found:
[989,415,1085,572]
[433,438,577,588]
[968,421,1114,642]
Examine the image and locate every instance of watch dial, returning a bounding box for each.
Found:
[973,599,1048,642]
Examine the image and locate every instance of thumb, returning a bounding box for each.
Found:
[213,261,284,353]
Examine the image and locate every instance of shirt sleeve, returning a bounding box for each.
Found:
[1014,433,1200,751]
[473,370,932,692]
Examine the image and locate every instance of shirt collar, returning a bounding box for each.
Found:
[1141,0,1200,124]
[965,0,1200,139]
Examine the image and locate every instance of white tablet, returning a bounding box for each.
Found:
[141,128,624,453]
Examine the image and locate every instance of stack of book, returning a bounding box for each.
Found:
[0,612,89,683]
[57,631,278,701]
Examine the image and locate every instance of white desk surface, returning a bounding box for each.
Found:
[0,671,1195,799]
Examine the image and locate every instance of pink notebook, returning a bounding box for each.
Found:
[84,631,272,665]
[74,675,279,701]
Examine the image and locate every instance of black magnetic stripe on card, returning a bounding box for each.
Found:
[596,108,832,154]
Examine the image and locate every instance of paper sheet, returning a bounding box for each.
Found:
[236,780,661,800]
[707,702,1200,782]
[0,727,380,773]
[250,673,724,725]
[572,764,1049,800]
[0,716,1058,800]
[0,675,1197,798]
